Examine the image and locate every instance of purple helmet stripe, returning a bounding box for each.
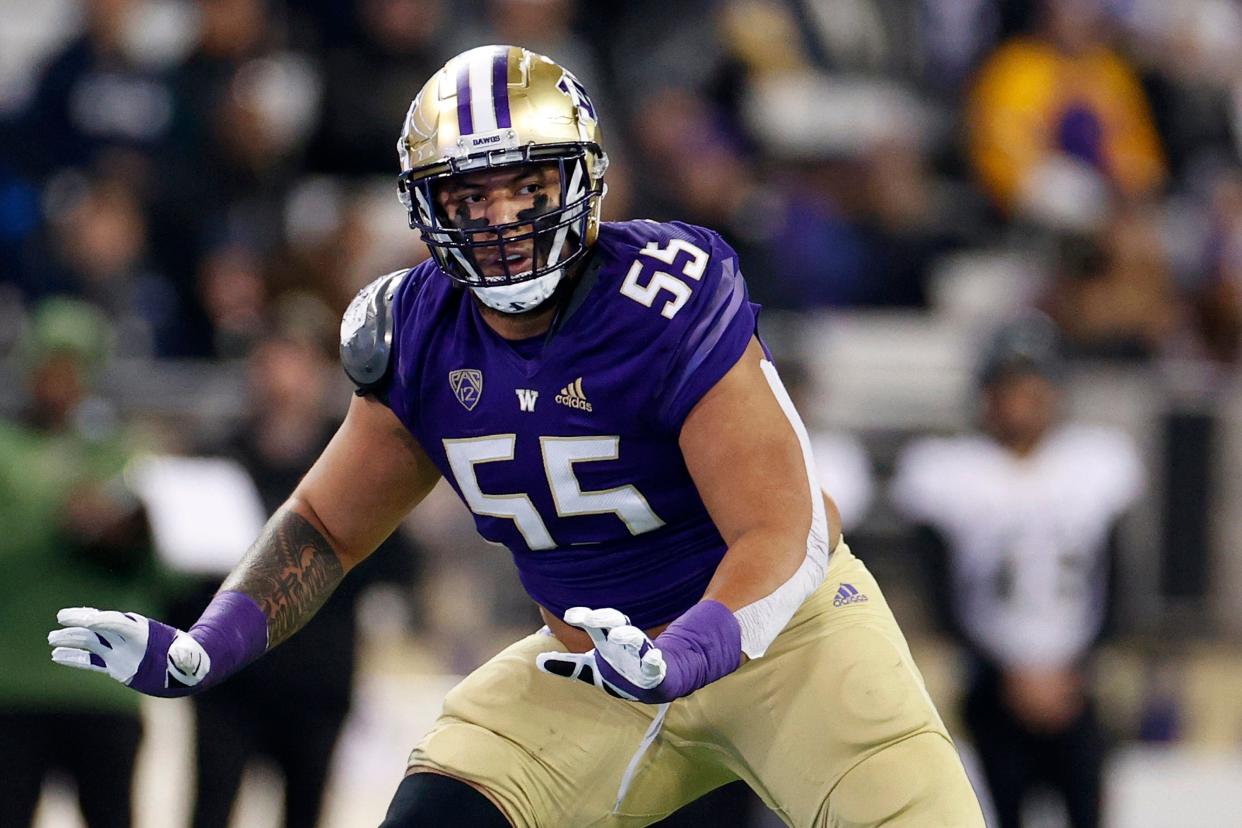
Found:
[492,49,511,129]
[455,58,474,135]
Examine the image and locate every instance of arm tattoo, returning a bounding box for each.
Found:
[221,507,346,649]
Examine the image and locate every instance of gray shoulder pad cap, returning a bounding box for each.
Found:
[340,269,408,392]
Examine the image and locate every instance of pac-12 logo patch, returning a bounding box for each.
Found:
[449,369,484,411]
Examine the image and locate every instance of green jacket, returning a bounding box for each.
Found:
[0,417,163,714]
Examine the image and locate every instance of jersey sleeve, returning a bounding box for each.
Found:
[653,225,760,432]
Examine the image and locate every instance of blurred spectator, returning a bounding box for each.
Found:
[623,87,871,309]
[275,178,425,316]
[169,0,273,148]
[154,0,315,292]
[1113,0,1242,179]
[966,0,1166,230]
[852,137,957,307]
[1047,202,1180,360]
[447,0,606,115]
[919,0,1004,97]
[306,0,454,175]
[891,312,1145,828]
[591,0,723,103]
[717,0,811,78]
[198,241,270,359]
[171,331,420,828]
[13,0,184,182]
[1187,167,1242,364]
[27,169,192,358]
[719,6,963,308]
[3,0,198,347]
[744,146,951,308]
[720,0,944,85]
[0,298,160,828]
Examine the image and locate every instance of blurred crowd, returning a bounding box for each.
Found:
[3,0,1242,826]
[1,0,1241,365]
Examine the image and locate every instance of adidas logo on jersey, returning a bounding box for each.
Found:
[832,583,869,608]
[555,377,592,412]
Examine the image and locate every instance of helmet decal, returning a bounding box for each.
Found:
[455,46,514,136]
[557,71,597,124]
[454,59,473,134]
[492,49,512,129]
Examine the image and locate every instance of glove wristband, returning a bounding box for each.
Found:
[187,590,269,688]
[649,599,742,700]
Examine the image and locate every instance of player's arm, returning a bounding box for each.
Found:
[49,393,441,696]
[220,393,441,647]
[540,337,833,703]
[685,338,832,615]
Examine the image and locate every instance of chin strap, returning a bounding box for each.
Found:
[470,267,565,313]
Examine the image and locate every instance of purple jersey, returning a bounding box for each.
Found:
[378,220,760,628]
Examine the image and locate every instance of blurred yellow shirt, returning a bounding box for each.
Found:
[967,37,1166,211]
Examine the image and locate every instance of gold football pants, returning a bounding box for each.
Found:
[409,543,985,827]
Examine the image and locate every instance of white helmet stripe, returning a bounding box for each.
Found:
[468,50,500,134]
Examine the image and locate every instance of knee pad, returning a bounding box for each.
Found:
[380,771,510,827]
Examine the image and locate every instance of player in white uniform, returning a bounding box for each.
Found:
[892,312,1144,828]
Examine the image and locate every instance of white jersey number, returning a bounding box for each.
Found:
[619,239,709,319]
[443,435,663,550]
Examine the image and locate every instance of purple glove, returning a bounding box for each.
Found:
[537,600,742,703]
[50,591,268,697]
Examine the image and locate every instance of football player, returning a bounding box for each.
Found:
[892,312,1144,828]
[48,46,983,827]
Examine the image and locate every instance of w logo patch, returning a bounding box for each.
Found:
[515,388,539,412]
[832,583,869,608]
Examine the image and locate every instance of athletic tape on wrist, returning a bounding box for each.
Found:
[187,590,269,686]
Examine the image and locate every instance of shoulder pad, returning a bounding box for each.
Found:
[340,270,407,392]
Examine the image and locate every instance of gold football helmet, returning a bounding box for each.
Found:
[396,45,608,311]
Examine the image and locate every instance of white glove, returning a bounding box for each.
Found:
[536,607,666,701]
[49,607,211,692]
